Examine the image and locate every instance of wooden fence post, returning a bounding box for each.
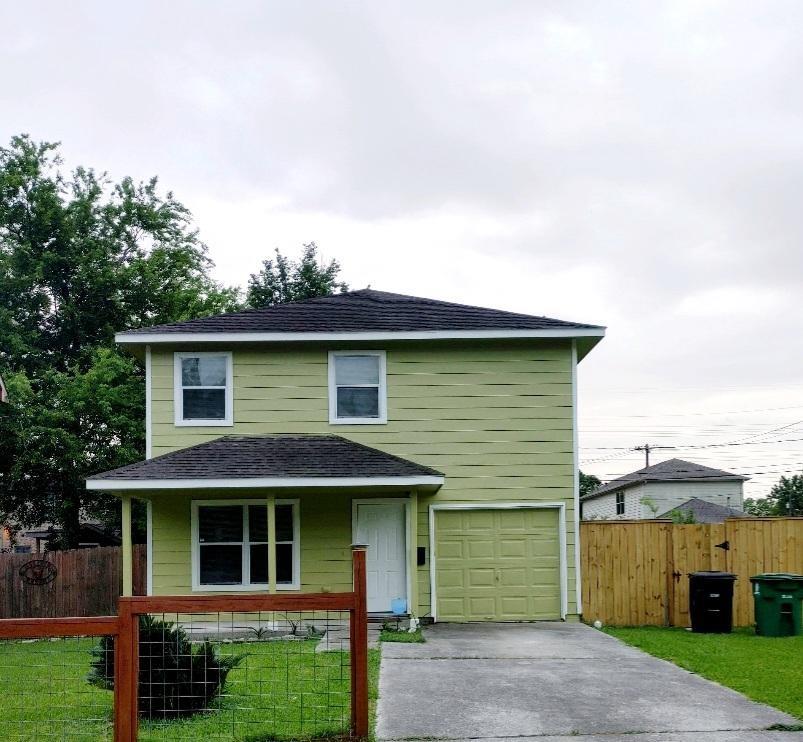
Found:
[114,598,139,742]
[350,544,369,740]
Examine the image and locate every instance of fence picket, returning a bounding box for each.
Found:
[581,518,803,627]
[0,545,146,618]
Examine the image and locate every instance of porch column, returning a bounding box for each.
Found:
[266,494,277,593]
[121,495,133,597]
[409,490,419,616]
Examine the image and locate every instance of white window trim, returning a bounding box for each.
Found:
[615,492,626,516]
[174,351,233,427]
[191,499,300,592]
[328,350,388,425]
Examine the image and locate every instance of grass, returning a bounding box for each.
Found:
[605,626,803,722]
[0,636,382,741]
[379,628,425,643]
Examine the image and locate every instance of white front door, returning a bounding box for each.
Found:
[355,502,407,613]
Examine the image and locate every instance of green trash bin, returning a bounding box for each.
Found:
[750,573,803,637]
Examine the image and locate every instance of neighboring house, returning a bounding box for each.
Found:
[21,522,121,552]
[581,458,747,521]
[656,497,747,524]
[1,521,121,553]
[87,289,605,622]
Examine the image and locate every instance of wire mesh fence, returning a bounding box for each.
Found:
[134,610,352,741]
[0,547,368,741]
[0,612,354,741]
[0,634,115,740]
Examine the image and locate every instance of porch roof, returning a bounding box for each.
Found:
[86,435,444,492]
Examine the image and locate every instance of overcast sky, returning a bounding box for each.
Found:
[3,1,802,498]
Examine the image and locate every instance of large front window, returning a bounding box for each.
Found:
[175,352,233,426]
[328,351,387,424]
[192,500,299,590]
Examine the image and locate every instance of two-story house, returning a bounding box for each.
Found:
[87,290,604,622]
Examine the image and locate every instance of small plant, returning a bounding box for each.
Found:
[668,508,696,524]
[88,615,243,719]
[640,496,659,517]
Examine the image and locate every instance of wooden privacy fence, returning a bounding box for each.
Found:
[581,517,803,627]
[0,546,369,741]
[0,545,147,618]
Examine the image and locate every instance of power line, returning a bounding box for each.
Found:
[580,434,803,458]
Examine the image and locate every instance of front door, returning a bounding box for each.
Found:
[355,502,407,613]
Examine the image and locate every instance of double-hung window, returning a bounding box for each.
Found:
[615,492,625,516]
[193,500,299,590]
[175,352,233,426]
[328,351,387,424]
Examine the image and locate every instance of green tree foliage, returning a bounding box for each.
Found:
[743,497,775,517]
[766,475,803,516]
[0,135,238,547]
[579,471,601,498]
[743,476,803,517]
[246,242,348,308]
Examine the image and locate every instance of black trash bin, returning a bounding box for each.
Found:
[689,571,737,633]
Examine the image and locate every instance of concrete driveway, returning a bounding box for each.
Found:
[377,622,801,741]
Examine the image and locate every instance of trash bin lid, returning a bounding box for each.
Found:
[690,571,737,579]
[750,573,803,582]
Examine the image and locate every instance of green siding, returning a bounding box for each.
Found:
[150,491,411,596]
[147,340,578,616]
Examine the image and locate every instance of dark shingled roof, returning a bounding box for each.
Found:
[657,497,747,524]
[87,435,443,482]
[582,458,748,501]
[118,289,603,336]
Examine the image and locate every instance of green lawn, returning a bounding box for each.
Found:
[605,627,803,722]
[379,628,425,643]
[0,636,381,741]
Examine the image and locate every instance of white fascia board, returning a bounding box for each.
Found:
[115,328,606,345]
[87,475,445,491]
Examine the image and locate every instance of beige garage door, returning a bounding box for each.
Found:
[435,508,562,621]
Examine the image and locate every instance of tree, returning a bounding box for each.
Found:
[246,242,348,308]
[0,134,238,547]
[579,471,601,498]
[766,475,803,516]
[743,497,775,517]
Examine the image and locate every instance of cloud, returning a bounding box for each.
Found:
[1,0,802,496]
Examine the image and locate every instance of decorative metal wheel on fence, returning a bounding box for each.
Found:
[0,546,369,741]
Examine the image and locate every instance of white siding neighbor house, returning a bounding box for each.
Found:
[581,459,747,521]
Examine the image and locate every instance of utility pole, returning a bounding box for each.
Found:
[635,443,652,468]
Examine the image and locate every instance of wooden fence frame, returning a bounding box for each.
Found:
[0,546,369,741]
[581,517,803,627]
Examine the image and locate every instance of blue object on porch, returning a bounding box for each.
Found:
[391,598,407,615]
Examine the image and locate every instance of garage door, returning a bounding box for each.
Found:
[435,508,561,621]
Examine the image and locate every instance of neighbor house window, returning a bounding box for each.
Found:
[192,500,299,590]
[615,492,625,516]
[328,351,387,424]
[174,352,233,426]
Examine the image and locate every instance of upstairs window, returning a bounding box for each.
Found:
[328,351,387,424]
[615,492,625,516]
[174,352,233,426]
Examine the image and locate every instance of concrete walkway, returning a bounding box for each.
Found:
[376,622,801,741]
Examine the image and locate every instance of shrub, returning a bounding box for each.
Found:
[88,615,243,719]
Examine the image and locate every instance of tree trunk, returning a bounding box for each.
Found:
[60,487,82,550]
